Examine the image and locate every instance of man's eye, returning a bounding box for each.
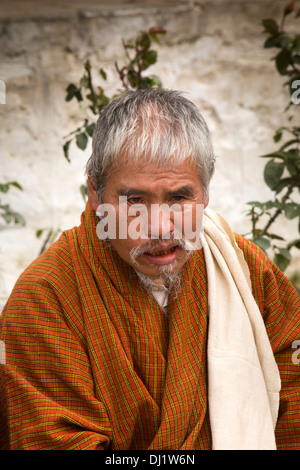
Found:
[128,197,144,205]
[171,195,186,202]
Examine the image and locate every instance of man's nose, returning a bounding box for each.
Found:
[148,205,175,239]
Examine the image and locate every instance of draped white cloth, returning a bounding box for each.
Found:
[201,208,281,450]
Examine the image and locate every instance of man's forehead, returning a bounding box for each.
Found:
[112,151,197,172]
[104,154,203,197]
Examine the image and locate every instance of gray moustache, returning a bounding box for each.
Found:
[130,237,198,260]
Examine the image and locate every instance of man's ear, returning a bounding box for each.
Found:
[204,195,209,209]
[87,175,99,211]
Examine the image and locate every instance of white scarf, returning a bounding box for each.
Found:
[201,208,281,450]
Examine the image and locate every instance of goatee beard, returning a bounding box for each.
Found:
[130,237,199,299]
[136,269,182,300]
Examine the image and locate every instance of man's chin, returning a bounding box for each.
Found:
[132,252,187,281]
[139,262,179,279]
[135,262,183,296]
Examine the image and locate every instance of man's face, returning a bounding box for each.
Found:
[88,156,208,284]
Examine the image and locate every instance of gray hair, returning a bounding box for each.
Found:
[86,88,215,201]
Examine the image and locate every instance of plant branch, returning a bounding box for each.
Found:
[261,185,294,235]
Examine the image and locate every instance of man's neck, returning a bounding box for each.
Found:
[135,270,182,299]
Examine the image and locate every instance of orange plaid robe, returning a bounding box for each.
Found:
[0,203,299,450]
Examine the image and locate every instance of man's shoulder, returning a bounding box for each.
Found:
[233,233,299,310]
[12,228,78,292]
[233,233,276,301]
[234,233,272,270]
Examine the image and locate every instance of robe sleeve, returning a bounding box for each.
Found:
[0,272,112,450]
[262,257,300,450]
[236,235,300,450]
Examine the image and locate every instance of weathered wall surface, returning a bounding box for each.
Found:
[0,0,299,306]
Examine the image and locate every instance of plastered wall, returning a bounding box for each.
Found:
[1,0,299,306]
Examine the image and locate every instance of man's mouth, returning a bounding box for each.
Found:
[142,245,180,265]
[147,246,177,257]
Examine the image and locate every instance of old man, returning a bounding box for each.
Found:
[0,88,299,450]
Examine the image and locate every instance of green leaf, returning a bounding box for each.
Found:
[142,50,157,70]
[139,77,152,89]
[66,83,77,99]
[127,70,139,88]
[0,204,25,226]
[138,32,151,51]
[262,18,279,36]
[287,148,299,159]
[260,150,287,160]
[274,177,294,194]
[8,181,23,191]
[0,184,10,193]
[279,138,300,151]
[284,202,300,219]
[148,32,160,44]
[247,200,264,209]
[84,60,91,71]
[148,26,167,43]
[1,212,11,223]
[80,184,88,202]
[99,68,107,80]
[264,36,281,48]
[293,55,300,65]
[12,212,25,225]
[254,236,271,252]
[76,132,88,151]
[36,228,44,238]
[274,247,292,272]
[274,253,290,271]
[96,92,110,109]
[286,158,299,176]
[275,49,291,75]
[0,181,23,192]
[288,238,300,249]
[292,35,300,52]
[86,123,95,137]
[273,130,282,142]
[264,200,284,210]
[63,140,71,162]
[65,84,83,102]
[264,159,285,190]
[86,92,97,106]
[280,36,292,48]
[150,74,163,88]
[278,247,292,260]
[80,75,89,89]
[267,233,285,241]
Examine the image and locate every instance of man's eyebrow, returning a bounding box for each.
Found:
[167,186,196,198]
[118,187,151,197]
[118,185,196,198]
